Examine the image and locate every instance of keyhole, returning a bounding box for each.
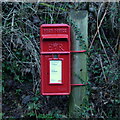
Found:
[54,54,58,58]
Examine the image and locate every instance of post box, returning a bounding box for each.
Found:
[40,24,71,95]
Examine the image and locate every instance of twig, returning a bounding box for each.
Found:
[3,7,15,27]
[101,28,116,55]
[35,109,38,120]
[56,3,62,20]
[99,54,107,82]
[97,3,106,28]
[3,41,27,68]
[90,57,97,68]
[17,30,40,71]
[98,30,111,65]
[89,3,109,50]
[39,3,67,12]
[11,10,15,47]
[115,31,120,52]
[48,12,53,24]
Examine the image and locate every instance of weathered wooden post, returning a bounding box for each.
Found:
[68,10,88,117]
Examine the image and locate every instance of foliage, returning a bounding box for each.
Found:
[2,2,120,119]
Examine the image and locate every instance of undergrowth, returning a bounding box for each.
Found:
[2,2,120,119]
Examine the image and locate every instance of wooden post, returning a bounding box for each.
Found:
[68,10,88,117]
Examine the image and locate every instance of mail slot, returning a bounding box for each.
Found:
[40,24,71,95]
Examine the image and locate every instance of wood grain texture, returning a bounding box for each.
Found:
[68,10,88,116]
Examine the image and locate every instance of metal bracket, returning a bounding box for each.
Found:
[70,50,86,53]
[71,83,88,86]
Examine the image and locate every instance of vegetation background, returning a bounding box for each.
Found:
[2,2,120,119]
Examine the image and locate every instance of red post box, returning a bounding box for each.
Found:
[40,24,71,95]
